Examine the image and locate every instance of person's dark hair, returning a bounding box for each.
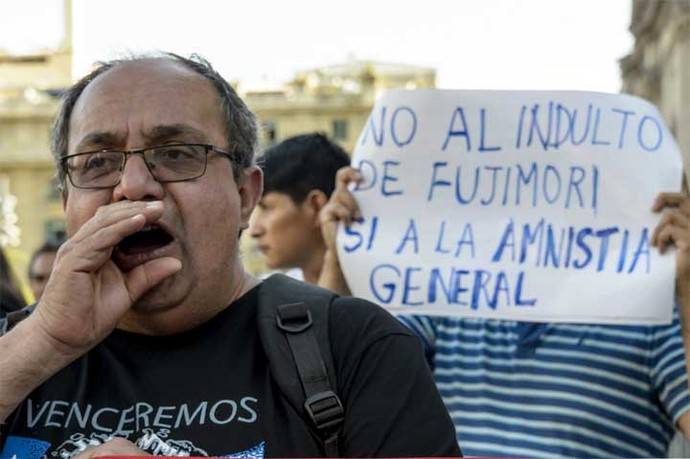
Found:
[259,133,350,203]
[0,246,26,316]
[51,52,257,189]
[28,240,62,279]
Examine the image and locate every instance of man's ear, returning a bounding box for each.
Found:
[303,189,328,226]
[238,166,264,231]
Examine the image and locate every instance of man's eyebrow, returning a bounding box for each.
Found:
[143,124,209,144]
[73,132,125,154]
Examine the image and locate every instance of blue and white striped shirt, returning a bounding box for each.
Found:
[399,315,690,458]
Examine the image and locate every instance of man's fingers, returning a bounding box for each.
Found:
[652,210,690,247]
[654,226,690,254]
[59,201,165,273]
[332,167,363,219]
[653,192,690,214]
[336,187,362,220]
[328,191,360,219]
[335,166,363,190]
[652,209,688,245]
[332,203,357,226]
[59,214,149,272]
[124,257,182,303]
[71,201,163,244]
[86,214,151,252]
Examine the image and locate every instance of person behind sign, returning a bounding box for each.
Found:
[249,133,350,284]
[319,165,690,458]
[0,53,460,458]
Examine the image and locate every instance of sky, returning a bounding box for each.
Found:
[1,0,633,92]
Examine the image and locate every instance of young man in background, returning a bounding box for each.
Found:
[249,133,350,284]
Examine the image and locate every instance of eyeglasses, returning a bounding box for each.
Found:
[61,143,234,189]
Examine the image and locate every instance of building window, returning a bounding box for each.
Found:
[332,119,348,141]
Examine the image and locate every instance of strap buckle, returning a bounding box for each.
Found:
[304,390,344,432]
[276,303,313,333]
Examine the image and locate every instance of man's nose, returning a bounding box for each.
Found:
[112,154,164,202]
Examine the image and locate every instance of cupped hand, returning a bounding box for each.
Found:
[31,200,181,356]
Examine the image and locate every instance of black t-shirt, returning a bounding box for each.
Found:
[1,283,460,458]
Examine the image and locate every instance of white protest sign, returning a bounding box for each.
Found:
[337,90,683,324]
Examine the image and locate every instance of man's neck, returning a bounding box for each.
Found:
[300,245,326,285]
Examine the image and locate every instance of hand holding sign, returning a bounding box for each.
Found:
[318,167,364,297]
[652,192,690,299]
[320,167,364,252]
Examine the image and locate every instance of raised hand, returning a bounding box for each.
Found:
[31,200,181,355]
[651,192,690,296]
[319,166,363,252]
[317,166,363,295]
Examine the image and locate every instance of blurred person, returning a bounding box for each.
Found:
[318,165,690,458]
[0,54,459,458]
[0,246,25,317]
[249,133,350,284]
[28,240,62,301]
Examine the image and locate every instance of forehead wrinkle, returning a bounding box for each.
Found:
[74,131,127,154]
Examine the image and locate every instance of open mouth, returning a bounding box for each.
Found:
[113,224,174,271]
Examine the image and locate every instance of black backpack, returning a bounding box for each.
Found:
[257,273,345,456]
[0,274,345,456]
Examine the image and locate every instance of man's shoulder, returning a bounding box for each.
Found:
[256,274,413,342]
[258,273,336,301]
[330,296,414,341]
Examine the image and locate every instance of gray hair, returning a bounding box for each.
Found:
[51,52,257,188]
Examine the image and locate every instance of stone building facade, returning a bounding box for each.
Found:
[246,60,435,154]
[621,0,690,165]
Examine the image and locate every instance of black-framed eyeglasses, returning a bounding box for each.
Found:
[61,143,234,189]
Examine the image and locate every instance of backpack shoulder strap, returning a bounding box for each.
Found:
[256,274,344,457]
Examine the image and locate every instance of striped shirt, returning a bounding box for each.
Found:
[399,314,690,458]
